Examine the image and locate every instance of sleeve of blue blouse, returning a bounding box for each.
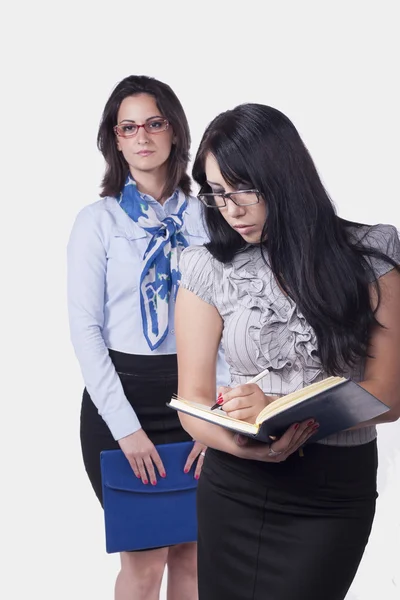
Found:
[67,205,141,441]
[362,224,400,280]
[179,246,215,305]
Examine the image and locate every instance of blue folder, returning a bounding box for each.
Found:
[100,441,198,553]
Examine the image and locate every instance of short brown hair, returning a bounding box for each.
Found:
[97,75,191,198]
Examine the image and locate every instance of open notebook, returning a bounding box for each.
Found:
[168,377,389,443]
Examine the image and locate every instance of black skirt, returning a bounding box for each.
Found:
[80,350,191,506]
[197,441,378,600]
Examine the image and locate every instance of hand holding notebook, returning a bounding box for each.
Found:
[168,374,390,443]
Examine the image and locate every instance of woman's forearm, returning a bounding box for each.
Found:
[179,413,244,457]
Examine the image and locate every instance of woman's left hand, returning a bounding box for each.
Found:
[218,384,275,423]
[183,441,207,479]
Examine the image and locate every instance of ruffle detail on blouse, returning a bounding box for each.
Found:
[228,249,323,384]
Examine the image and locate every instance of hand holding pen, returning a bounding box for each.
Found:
[210,368,273,420]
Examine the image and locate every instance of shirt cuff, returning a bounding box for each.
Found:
[102,404,142,441]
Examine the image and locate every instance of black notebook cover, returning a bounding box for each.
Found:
[253,379,389,443]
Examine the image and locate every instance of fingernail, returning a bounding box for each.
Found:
[217,395,224,405]
[312,423,320,430]
[142,479,148,485]
[136,474,141,478]
[161,472,166,478]
[184,468,189,474]
[307,420,315,426]
[195,474,199,480]
[151,480,157,486]
[293,423,299,430]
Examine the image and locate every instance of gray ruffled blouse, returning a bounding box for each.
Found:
[179,224,400,446]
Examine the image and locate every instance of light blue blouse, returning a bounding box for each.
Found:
[67,190,230,440]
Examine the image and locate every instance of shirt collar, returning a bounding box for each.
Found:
[138,189,190,215]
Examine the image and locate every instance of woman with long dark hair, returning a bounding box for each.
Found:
[175,103,400,600]
[67,75,228,600]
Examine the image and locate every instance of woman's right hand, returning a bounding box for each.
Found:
[118,429,166,485]
[234,419,319,463]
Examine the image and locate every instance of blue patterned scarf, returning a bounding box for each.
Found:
[118,175,189,350]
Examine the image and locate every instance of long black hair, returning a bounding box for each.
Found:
[97,75,191,198]
[192,103,398,374]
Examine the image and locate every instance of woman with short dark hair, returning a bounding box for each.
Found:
[67,75,229,600]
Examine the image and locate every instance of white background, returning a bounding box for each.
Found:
[1,1,399,598]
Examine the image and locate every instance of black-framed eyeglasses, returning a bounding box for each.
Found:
[197,188,261,208]
[113,117,170,138]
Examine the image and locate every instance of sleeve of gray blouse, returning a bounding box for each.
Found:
[179,246,215,305]
[364,224,400,280]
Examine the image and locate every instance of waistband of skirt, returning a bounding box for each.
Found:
[108,349,177,377]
